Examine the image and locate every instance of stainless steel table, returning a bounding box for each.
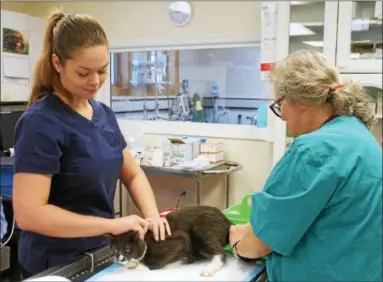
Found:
[119,161,242,210]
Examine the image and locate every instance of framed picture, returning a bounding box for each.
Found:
[2,28,29,55]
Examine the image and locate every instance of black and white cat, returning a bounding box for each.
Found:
[109,205,232,277]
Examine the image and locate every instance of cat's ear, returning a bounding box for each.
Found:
[126,230,140,243]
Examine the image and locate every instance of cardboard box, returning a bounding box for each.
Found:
[201,151,224,164]
[200,141,224,153]
[168,136,201,163]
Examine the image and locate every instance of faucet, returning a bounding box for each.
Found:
[246,114,257,125]
[217,110,229,123]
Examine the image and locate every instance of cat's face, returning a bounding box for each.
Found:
[110,231,147,265]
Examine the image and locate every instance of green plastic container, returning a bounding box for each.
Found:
[224,194,252,224]
[223,194,253,252]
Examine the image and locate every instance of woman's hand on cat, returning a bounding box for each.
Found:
[146,216,171,241]
[229,223,251,247]
[110,215,149,239]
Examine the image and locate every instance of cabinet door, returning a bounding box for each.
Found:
[337,1,383,73]
[288,1,338,63]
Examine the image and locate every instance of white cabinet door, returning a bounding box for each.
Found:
[288,1,338,63]
[337,1,383,73]
[341,73,382,88]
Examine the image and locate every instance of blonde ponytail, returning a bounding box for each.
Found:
[329,81,376,128]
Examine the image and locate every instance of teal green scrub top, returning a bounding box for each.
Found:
[251,116,382,282]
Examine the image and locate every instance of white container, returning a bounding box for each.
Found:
[201,141,224,153]
[168,136,200,163]
[152,147,164,167]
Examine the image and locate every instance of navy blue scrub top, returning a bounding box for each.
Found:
[13,93,127,275]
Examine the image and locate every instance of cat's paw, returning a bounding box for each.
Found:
[124,261,139,269]
[136,263,150,271]
[200,268,214,277]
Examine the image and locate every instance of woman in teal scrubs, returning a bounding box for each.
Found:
[230,50,382,281]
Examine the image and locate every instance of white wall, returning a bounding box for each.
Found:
[0,10,45,102]
[60,1,260,46]
[1,2,61,18]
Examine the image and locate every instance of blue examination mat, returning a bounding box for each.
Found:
[85,256,266,281]
[27,246,266,282]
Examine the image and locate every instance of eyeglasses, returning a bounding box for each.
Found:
[269,97,284,118]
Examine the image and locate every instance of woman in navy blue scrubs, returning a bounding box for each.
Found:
[12,11,171,278]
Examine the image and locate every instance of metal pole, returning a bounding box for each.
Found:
[196,178,201,205]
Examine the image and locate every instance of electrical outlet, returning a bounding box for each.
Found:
[169,188,179,207]
[168,189,188,208]
[177,190,187,208]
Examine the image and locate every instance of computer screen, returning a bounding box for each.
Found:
[0,110,24,151]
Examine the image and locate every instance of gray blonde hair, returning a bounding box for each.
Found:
[270,50,376,128]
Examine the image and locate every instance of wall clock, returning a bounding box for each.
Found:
[168,1,192,27]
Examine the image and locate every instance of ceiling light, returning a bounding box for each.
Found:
[290,23,316,36]
[302,41,324,47]
[303,22,324,27]
[291,1,309,5]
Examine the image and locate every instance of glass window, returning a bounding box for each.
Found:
[110,46,272,125]
[289,1,326,53]
[349,1,382,60]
